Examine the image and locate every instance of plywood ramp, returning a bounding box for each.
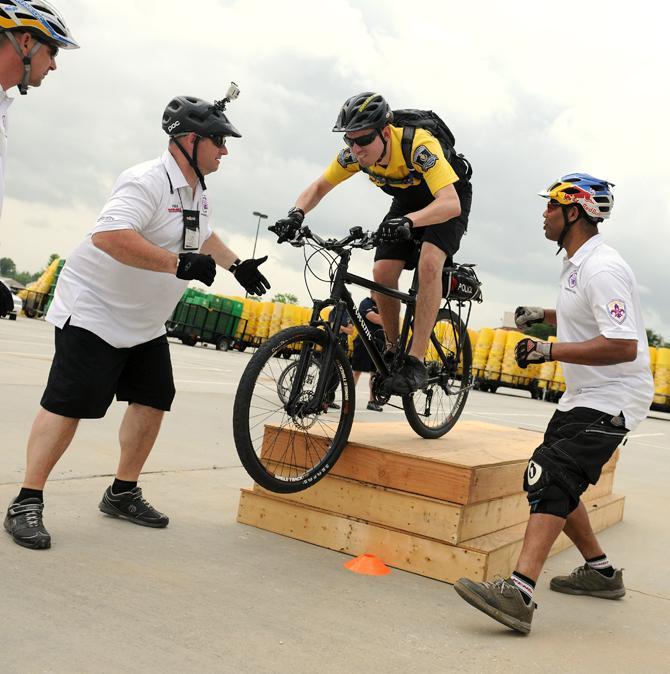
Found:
[240,421,624,582]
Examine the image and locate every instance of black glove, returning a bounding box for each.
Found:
[269,207,305,243]
[176,253,216,286]
[514,306,545,330]
[0,282,14,318]
[234,255,271,296]
[515,338,553,368]
[376,216,413,243]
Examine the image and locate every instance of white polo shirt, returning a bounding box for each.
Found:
[47,150,212,348]
[0,85,14,220]
[556,234,653,431]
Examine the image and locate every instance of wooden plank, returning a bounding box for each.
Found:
[253,468,615,544]
[261,422,619,505]
[236,490,624,584]
[237,489,488,583]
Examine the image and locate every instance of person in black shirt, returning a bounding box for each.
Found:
[351,294,385,411]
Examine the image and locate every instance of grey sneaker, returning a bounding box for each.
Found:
[550,564,625,599]
[4,498,51,550]
[99,486,169,528]
[454,577,535,634]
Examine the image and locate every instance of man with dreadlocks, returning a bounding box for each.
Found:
[454,173,653,634]
[4,94,271,550]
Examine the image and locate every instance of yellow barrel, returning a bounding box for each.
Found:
[269,302,285,337]
[256,302,273,340]
[472,327,494,379]
[648,346,656,376]
[653,347,670,406]
[484,329,507,382]
[550,360,566,392]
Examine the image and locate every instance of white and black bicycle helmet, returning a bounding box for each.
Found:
[1,0,78,94]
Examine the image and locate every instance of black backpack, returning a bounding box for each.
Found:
[392,109,472,182]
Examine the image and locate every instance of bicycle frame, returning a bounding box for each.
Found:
[285,246,470,414]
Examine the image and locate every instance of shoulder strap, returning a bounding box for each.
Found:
[401,126,416,170]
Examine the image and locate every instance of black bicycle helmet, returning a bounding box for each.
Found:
[162,96,241,138]
[332,92,393,132]
[162,95,241,190]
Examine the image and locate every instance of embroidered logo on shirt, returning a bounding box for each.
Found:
[568,270,578,289]
[337,148,357,168]
[607,299,627,324]
[168,204,182,213]
[412,145,438,171]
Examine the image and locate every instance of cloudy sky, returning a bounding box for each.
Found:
[1,0,668,336]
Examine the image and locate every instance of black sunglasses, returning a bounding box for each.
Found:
[343,130,379,148]
[38,39,59,58]
[206,135,227,148]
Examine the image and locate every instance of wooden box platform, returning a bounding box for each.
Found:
[238,421,624,582]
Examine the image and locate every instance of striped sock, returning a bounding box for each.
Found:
[511,571,536,605]
[586,554,615,578]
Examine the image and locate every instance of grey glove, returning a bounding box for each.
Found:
[514,306,545,330]
[515,338,552,368]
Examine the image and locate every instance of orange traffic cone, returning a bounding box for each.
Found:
[344,553,391,576]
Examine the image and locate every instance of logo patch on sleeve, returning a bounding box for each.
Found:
[412,145,438,171]
[337,148,358,168]
[607,299,627,324]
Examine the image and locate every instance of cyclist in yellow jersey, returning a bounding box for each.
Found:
[272,92,472,394]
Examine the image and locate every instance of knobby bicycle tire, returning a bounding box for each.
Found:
[402,308,472,438]
[233,325,356,493]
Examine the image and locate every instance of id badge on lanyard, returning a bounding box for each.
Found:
[182,209,200,250]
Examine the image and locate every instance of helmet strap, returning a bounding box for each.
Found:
[555,205,579,255]
[172,136,207,191]
[6,32,42,96]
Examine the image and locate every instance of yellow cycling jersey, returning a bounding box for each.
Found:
[323,125,459,195]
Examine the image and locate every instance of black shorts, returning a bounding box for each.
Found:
[351,337,377,372]
[374,180,472,270]
[526,406,629,511]
[41,322,176,419]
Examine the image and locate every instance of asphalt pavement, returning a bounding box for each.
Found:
[1,318,669,674]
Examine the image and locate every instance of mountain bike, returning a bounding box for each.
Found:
[233,225,483,493]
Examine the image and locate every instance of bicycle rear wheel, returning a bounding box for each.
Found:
[233,325,355,493]
[402,308,472,438]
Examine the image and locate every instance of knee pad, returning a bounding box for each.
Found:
[523,454,580,518]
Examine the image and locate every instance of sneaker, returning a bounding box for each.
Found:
[4,498,51,549]
[454,577,535,634]
[550,564,625,599]
[366,400,383,412]
[328,401,341,410]
[99,486,169,528]
[387,355,428,395]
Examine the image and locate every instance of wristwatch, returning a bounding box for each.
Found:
[228,258,241,273]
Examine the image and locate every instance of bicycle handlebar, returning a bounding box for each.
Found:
[277,224,411,252]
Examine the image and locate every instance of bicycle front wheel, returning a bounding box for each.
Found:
[403,308,472,438]
[233,325,356,493]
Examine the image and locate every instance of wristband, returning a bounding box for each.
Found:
[229,258,241,273]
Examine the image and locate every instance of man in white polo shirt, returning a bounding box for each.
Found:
[454,173,653,634]
[4,95,271,550]
[0,0,78,317]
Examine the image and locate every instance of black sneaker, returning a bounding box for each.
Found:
[366,400,383,412]
[99,486,169,528]
[387,355,428,395]
[4,498,51,549]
